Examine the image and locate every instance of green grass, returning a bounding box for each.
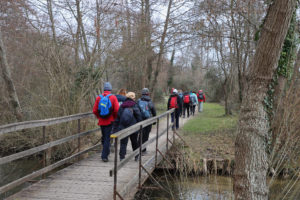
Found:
[181,103,239,159]
[183,103,238,133]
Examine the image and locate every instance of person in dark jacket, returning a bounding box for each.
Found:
[137,88,156,154]
[178,90,184,117]
[112,92,143,161]
[93,82,119,162]
[167,89,182,130]
[115,88,127,106]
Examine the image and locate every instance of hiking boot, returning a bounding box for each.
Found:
[134,155,139,161]
[102,158,108,162]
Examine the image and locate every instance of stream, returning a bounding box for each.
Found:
[135,171,300,200]
[0,158,43,199]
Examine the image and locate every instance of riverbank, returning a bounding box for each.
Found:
[181,103,238,160]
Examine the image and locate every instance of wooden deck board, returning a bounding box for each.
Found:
[8,116,191,200]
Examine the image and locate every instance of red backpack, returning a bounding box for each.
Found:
[169,96,178,109]
[183,95,190,104]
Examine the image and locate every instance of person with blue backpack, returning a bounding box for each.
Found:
[190,91,198,116]
[93,82,119,162]
[111,92,143,161]
[137,88,156,155]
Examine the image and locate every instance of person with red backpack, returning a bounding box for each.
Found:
[197,89,206,112]
[167,89,182,130]
[182,92,191,118]
[93,82,119,162]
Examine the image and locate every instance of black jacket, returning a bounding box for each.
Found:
[137,95,157,118]
[116,94,126,105]
[167,94,182,115]
[112,98,142,133]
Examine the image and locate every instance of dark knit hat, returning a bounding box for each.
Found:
[104,82,112,91]
[141,88,149,95]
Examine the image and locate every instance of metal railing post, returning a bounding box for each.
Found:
[166,113,169,150]
[155,118,159,168]
[172,111,175,143]
[113,137,118,200]
[138,125,143,188]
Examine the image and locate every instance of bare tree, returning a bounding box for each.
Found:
[0,29,23,122]
[233,0,296,199]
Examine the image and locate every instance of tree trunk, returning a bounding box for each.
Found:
[47,0,57,45]
[233,0,295,199]
[0,29,23,122]
[149,0,172,95]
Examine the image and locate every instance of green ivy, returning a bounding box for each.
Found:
[264,11,297,154]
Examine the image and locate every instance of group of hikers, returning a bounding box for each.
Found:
[167,88,206,130]
[93,82,205,162]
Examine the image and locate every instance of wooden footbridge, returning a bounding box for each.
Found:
[0,109,189,200]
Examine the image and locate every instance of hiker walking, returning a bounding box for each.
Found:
[167,89,182,130]
[116,88,127,106]
[137,88,156,154]
[112,92,142,161]
[197,90,206,112]
[190,91,198,116]
[93,82,119,162]
[182,92,191,118]
[178,90,184,117]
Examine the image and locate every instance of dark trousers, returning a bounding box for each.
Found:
[119,131,139,159]
[138,125,152,152]
[190,105,196,116]
[183,103,190,117]
[100,124,113,159]
[171,112,180,129]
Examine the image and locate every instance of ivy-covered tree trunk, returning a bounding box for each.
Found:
[233,0,296,199]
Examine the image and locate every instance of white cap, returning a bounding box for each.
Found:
[173,89,178,94]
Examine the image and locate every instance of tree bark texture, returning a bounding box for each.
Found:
[149,0,172,95]
[0,30,23,122]
[233,0,295,200]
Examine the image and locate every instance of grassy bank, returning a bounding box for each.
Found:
[181,103,238,160]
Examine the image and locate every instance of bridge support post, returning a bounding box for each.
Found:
[113,137,118,200]
[155,118,159,168]
[166,113,169,151]
[42,126,46,178]
[138,125,143,189]
[77,119,81,161]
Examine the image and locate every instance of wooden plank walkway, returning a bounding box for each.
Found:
[8,115,194,200]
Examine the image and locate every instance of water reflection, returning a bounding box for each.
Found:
[137,171,300,200]
[0,158,42,199]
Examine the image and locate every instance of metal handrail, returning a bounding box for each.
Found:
[110,109,174,140]
[110,109,175,200]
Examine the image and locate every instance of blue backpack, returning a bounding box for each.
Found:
[98,94,112,118]
[120,108,135,128]
[138,100,151,119]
